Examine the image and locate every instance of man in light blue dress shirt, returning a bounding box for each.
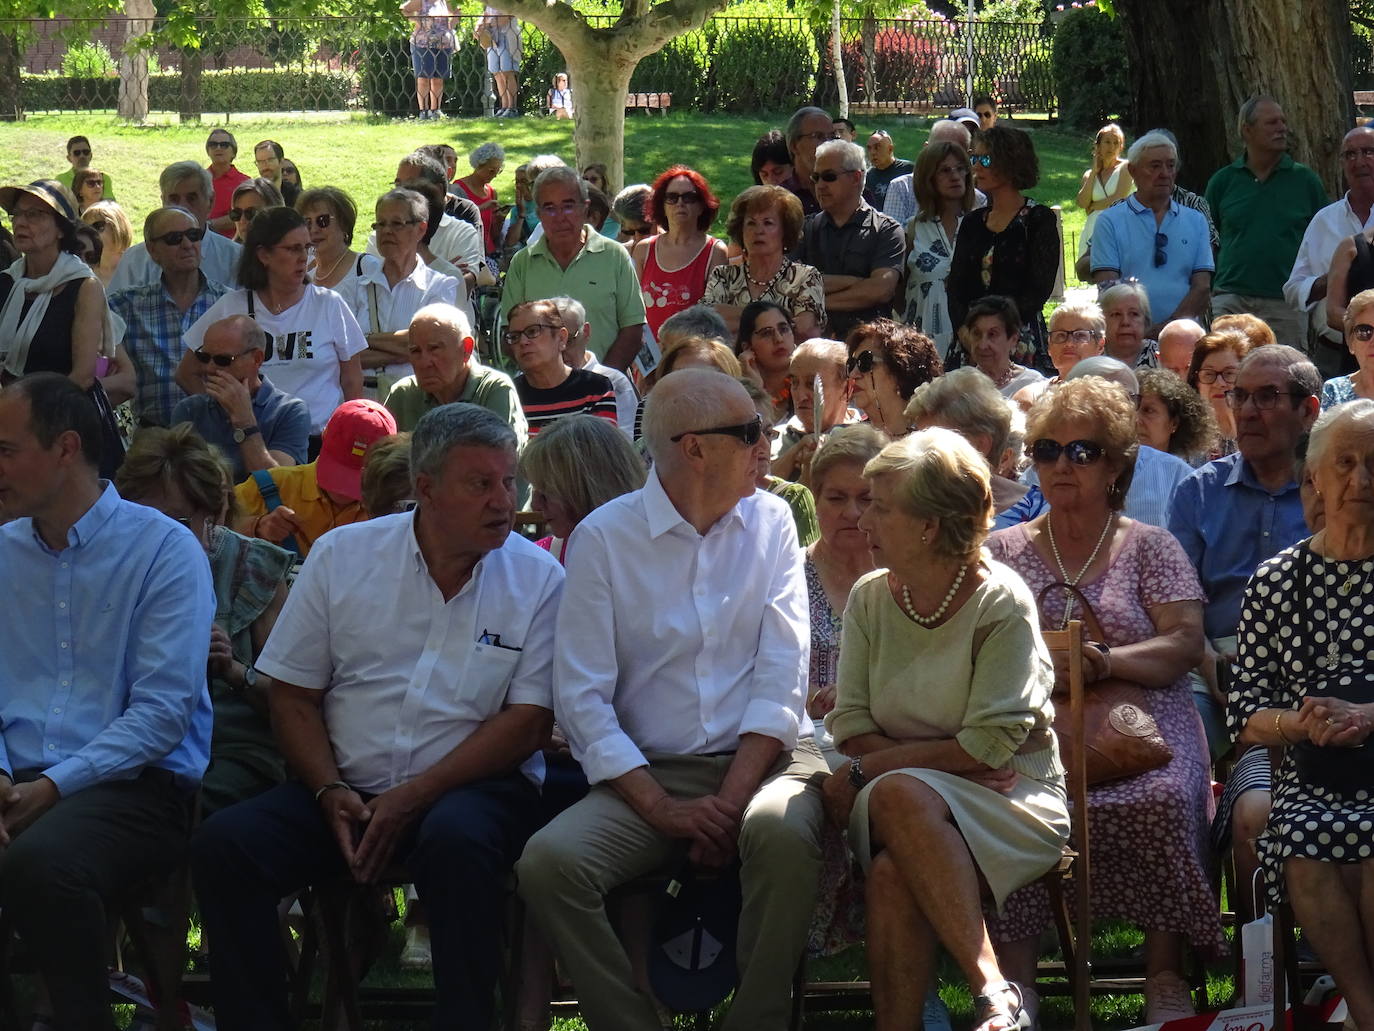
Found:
[0,373,214,1031]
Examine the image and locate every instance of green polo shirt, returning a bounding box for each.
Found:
[56,167,116,200]
[501,228,647,360]
[1203,153,1327,298]
[381,360,528,445]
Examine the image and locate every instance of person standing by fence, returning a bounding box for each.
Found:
[404,0,457,121]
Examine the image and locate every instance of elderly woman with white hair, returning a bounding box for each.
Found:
[1226,399,1374,1027]
[455,141,505,255]
[1012,298,1106,408]
[1099,279,1158,368]
[908,366,1047,529]
[822,427,1069,1031]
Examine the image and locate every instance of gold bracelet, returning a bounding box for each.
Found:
[1274,709,1295,745]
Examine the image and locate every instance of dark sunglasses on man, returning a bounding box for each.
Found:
[151,227,206,247]
[192,348,251,368]
[670,414,764,447]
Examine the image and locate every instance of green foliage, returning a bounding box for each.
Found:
[1050,4,1126,130]
[830,27,942,102]
[60,39,115,77]
[628,37,707,109]
[711,19,814,111]
[22,66,354,112]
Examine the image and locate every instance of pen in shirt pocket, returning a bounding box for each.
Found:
[477,629,523,652]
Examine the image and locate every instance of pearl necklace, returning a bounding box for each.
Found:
[313,246,351,285]
[901,562,967,626]
[1046,513,1113,628]
[991,363,1023,389]
[745,257,790,292]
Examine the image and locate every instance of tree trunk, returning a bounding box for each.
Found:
[830,0,847,117]
[178,44,202,123]
[860,12,876,107]
[0,30,22,122]
[564,36,636,191]
[117,0,155,123]
[1117,0,1351,195]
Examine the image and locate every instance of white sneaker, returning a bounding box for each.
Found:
[1144,970,1195,1023]
[400,925,432,970]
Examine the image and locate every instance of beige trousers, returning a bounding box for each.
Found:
[516,740,828,1031]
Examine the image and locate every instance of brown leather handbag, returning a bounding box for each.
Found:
[1037,581,1173,787]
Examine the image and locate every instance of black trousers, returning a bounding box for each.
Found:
[0,771,191,1031]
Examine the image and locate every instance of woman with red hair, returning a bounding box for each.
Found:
[632,165,729,339]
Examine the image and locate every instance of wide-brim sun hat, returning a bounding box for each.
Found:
[0,179,80,226]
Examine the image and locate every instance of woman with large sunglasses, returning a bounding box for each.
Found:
[178,206,366,448]
[985,376,1218,1025]
[633,165,729,341]
[1319,287,1374,409]
[843,318,943,438]
[297,186,378,296]
[229,178,283,245]
[946,126,1058,374]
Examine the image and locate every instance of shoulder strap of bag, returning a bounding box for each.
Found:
[251,470,299,555]
[367,280,382,335]
[1035,580,1107,642]
[246,290,256,320]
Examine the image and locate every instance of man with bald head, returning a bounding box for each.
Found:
[171,315,310,481]
[883,118,982,225]
[1157,318,1205,379]
[110,205,227,427]
[518,368,827,1031]
[1286,125,1374,374]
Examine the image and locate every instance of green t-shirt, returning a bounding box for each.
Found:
[56,167,116,201]
[1203,154,1327,298]
[381,360,528,443]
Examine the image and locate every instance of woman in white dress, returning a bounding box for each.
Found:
[1075,124,1133,267]
[822,428,1069,1031]
[902,140,974,355]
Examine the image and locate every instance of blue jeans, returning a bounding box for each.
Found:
[192,775,540,1030]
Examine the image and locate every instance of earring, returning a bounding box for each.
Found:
[920,534,928,544]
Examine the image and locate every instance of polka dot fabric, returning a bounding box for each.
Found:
[1227,542,1374,904]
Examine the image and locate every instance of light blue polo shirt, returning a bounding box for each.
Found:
[1091,196,1213,321]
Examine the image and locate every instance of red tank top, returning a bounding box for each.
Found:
[639,236,717,337]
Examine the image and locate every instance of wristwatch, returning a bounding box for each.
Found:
[241,665,259,691]
[848,755,867,789]
[233,424,261,444]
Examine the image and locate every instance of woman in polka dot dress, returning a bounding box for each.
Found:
[1226,399,1374,1028]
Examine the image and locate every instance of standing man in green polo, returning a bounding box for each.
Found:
[1204,96,1328,350]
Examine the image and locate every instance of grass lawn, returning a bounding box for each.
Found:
[0,110,1093,253]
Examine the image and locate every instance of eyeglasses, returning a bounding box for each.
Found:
[752,322,793,341]
[90,220,111,232]
[664,190,701,205]
[538,200,584,218]
[1352,323,1374,342]
[70,148,91,157]
[193,348,252,367]
[372,218,420,232]
[971,154,992,167]
[1225,387,1303,411]
[1342,146,1374,161]
[309,213,334,230]
[1153,231,1168,268]
[503,323,560,346]
[808,170,851,184]
[798,131,839,144]
[624,225,656,238]
[1028,438,1105,465]
[670,414,764,446]
[1048,328,1101,346]
[151,226,206,246]
[207,139,233,149]
[10,207,53,224]
[846,350,879,375]
[1196,367,1238,385]
[229,207,260,222]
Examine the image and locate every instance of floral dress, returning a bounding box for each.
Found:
[1320,374,1361,411]
[701,260,827,335]
[985,520,1225,955]
[903,216,956,353]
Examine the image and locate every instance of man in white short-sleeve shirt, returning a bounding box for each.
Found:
[518,369,827,1031]
[192,404,563,1031]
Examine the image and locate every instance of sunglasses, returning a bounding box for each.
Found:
[193,348,250,367]
[1028,438,1105,465]
[229,207,260,222]
[1352,323,1374,342]
[151,226,206,246]
[971,154,992,167]
[664,190,700,205]
[846,350,879,375]
[70,148,91,157]
[309,213,334,230]
[808,170,851,184]
[671,414,764,446]
[1153,231,1168,268]
[207,139,233,149]
[624,225,656,238]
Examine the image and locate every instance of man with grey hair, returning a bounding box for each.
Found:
[366,152,483,280]
[109,160,242,291]
[552,294,638,433]
[1091,131,1213,337]
[1157,318,1205,379]
[658,302,730,346]
[110,204,228,426]
[1204,96,1328,348]
[795,139,904,338]
[502,166,647,371]
[193,401,564,1030]
[882,118,985,224]
[782,105,834,215]
[519,368,826,1031]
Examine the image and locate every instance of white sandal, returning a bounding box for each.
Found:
[972,980,1032,1031]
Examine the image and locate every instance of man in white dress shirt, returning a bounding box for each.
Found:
[517,369,828,1031]
[191,404,564,1031]
[108,161,243,292]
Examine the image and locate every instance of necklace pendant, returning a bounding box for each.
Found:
[1319,642,1341,670]
[1340,574,1360,595]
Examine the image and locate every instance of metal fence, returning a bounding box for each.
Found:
[0,12,1055,120]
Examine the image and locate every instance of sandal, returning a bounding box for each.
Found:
[972,981,1032,1031]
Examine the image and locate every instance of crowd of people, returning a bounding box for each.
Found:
[4,91,1374,1031]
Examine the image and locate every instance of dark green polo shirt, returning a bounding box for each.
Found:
[1203,153,1328,298]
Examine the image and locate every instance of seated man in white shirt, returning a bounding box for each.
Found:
[191,404,564,1031]
[551,294,639,434]
[517,369,828,1031]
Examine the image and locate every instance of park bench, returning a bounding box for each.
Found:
[626,92,672,115]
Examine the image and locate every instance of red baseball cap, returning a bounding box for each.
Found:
[316,399,397,502]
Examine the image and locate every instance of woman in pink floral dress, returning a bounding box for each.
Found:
[986,377,1221,1025]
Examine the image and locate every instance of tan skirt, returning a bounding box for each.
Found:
[847,767,1070,912]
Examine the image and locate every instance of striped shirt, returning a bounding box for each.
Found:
[109,272,227,426]
[515,367,618,436]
